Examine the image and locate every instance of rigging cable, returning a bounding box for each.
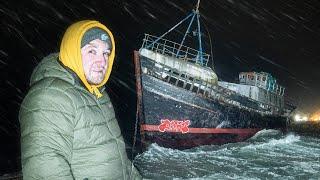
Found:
[202,19,215,70]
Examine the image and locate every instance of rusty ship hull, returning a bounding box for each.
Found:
[134,51,288,150]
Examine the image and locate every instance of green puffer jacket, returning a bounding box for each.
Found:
[19,53,142,180]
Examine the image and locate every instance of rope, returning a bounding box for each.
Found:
[130,81,140,179]
[145,12,194,50]
[203,19,215,70]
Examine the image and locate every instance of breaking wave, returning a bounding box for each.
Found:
[135,133,320,179]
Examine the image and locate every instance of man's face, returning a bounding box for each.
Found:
[81,39,111,85]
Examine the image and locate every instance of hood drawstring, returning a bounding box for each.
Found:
[92,87,103,98]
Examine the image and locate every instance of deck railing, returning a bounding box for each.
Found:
[141,34,210,67]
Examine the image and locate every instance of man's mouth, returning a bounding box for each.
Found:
[92,67,105,72]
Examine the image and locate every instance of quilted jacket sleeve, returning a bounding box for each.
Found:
[19,86,75,180]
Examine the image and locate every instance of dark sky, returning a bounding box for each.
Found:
[0,0,320,174]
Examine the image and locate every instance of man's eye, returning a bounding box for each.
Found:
[103,51,110,56]
[88,50,96,55]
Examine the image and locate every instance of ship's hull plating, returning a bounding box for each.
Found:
[134,51,288,150]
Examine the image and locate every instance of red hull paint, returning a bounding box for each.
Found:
[141,124,262,134]
[141,124,262,149]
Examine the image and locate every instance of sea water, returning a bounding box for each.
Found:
[134,130,320,179]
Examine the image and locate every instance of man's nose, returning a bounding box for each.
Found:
[95,54,106,67]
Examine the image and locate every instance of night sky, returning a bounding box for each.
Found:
[1,0,320,174]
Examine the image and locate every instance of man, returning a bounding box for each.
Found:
[19,20,142,179]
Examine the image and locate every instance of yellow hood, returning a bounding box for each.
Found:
[59,20,115,98]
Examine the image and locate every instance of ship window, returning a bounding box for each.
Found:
[192,86,199,93]
[199,89,204,95]
[262,77,266,81]
[169,77,177,84]
[250,75,254,80]
[177,80,184,87]
[173,71,179,76]
[257,76,260,81]
[185,83,191,90]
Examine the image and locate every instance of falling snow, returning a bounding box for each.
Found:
[1,0,320,175]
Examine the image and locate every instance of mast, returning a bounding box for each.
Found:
[146,0,208,66]
[195,0,204,65]
[195,0,201,12]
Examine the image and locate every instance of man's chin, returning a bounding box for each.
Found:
[87,76,105,85]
